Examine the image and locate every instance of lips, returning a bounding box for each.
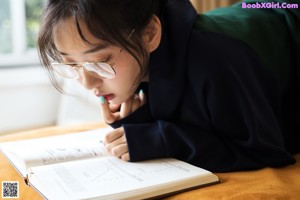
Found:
[93,89,115,101]
[103,94,115,101]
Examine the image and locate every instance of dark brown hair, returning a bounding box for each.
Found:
[37,0,163,92]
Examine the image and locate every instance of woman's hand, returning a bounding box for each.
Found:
[99,90,146,161]
[100,90,146,124]
[103,127,129,161]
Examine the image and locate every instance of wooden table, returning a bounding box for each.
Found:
[1,122,300,200]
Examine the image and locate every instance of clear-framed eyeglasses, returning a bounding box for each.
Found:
[51,48,123,80]
[51,29,135,80]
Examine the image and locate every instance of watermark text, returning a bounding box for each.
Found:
[242,2,299,9]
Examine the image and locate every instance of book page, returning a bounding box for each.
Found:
[29,157,219,200]
[0,127,112,176]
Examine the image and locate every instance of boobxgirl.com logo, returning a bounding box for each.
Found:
[242,1,299,9]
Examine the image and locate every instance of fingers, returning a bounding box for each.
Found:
[109,103,121,113]
[120,89,146,118]
[139,89,146,106]
[99,90,147,123]
[131,89,146,111]
[120,97,133,119]
[104,127,130,161]
[111,144,129,161]
[99,96,118,123]
[121,152,130,161]
[104,127,124,143]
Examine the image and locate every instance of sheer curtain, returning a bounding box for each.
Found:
[190,0,240,13]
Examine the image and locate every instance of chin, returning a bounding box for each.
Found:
[108,98,123,105]
[109,96,130,105]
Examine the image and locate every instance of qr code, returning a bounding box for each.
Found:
[2,181,19,198]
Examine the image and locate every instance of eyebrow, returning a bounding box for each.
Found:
[57,43,110,56]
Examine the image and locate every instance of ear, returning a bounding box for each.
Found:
[143,15,162,53]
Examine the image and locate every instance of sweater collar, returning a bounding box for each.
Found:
[148,0,197,119]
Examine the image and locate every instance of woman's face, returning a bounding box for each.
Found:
[53,18,142,105]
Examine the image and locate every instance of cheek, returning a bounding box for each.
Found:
[115,61,140,87]
[120,53,141,79]
[109,59,141,99]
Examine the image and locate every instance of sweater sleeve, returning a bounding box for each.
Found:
[123,118,294,172]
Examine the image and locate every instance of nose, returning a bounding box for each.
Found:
[80,68,103,90]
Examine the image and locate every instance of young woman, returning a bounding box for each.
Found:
[37,0,299,172]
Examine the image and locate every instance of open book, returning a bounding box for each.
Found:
[0,128,220,200]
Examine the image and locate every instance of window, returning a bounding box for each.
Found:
[0,0,43,67]
[0,0,12,54]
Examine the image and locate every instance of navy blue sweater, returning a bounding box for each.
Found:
[110,0,296,172]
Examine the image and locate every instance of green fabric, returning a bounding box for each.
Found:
[193,0,300,153]
[194,0,300,94]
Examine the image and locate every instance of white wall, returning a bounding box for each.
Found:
[0,67,61,134]
[55,80,102,126]
[0,66,102,134]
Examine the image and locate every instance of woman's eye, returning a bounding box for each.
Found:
[98,55,111,63]
[105,56,112,62]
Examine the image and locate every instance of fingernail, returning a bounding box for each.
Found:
[100,96,105,104]
[139,89,144,95]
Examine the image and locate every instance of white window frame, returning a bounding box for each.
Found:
[0,0,40,67]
